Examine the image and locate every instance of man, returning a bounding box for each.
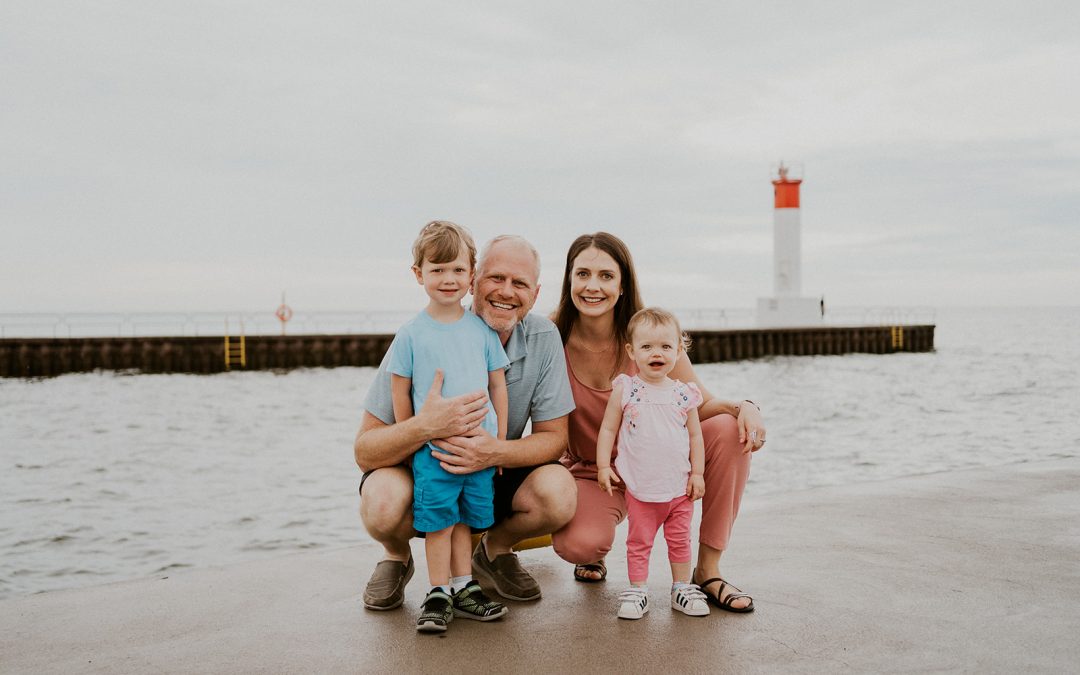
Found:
[355,235,577,610]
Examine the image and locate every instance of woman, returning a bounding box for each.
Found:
[550,232,766,612]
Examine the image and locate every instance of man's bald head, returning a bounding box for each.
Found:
[478,235,540,286]
[472,235,542,341]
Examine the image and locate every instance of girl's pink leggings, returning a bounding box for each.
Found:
[626,493,692,583]
[553,414,751,565]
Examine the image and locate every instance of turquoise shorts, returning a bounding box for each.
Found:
[412,443,495,533]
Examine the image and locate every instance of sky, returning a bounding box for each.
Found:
[2,1,1078,316]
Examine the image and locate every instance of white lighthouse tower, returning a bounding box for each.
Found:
[757,162,821,327]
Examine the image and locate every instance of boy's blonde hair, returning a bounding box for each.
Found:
[627,307,692,352]
[411,220,477,269]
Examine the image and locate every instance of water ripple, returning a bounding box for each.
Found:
[1,308,1076,599]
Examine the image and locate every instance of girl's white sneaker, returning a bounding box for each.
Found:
[617,588,649,620]
[671,584,710,616]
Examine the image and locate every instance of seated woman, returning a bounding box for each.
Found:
[550,232,767,612]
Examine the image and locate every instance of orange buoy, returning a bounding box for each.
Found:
[275,302,293,335]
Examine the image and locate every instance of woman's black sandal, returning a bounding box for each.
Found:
[573,561,607,583]
[695,573,755,613]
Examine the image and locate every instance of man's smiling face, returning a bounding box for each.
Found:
[472,238,541,341]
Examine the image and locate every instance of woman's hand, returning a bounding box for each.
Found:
[737,402,766,454]
[597,466,621,496]
[687,473,705,501]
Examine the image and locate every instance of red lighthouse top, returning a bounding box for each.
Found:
[772,163,802,209]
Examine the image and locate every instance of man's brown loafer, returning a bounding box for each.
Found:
[363,556,414,610]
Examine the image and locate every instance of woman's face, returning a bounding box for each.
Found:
[570,246,622,320]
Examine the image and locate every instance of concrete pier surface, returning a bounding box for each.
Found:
[3,457,1078,674]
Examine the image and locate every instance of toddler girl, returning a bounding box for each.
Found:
[596,307,709,619]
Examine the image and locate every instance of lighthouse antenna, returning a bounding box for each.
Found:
[771,161,804,183]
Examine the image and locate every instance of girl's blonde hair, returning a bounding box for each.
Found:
[627,307,692,352]
[411,220,477,269]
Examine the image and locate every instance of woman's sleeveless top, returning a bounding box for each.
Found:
[561,348,635,480]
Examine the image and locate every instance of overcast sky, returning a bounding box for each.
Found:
[3,1,1077,315]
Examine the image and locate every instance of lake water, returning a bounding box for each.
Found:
[2,306,1077,599]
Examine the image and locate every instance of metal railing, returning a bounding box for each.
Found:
[818,306,937,327]
[670,306,936,330]
[0,311,415,338]
[0,306,936,339]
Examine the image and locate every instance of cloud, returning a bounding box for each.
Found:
[2,1,1078,312]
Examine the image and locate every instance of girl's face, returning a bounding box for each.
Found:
[625,322,681,381]
[570,247,622,320]
[413,250,473,308]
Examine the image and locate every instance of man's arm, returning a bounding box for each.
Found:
[353,411,429,472]
[354,370,490,472]
[429,415,568,474]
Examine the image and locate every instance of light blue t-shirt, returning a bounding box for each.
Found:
[387,309,510,436]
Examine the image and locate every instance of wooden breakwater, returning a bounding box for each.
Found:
[0,325,934,378]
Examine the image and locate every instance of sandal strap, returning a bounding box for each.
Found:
[575,562,606,575]
[698,576,750,603]
[701,576,743,593]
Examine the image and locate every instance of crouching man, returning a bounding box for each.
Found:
[355,235,577,609]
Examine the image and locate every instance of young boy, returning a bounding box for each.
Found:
[387,221,510,633]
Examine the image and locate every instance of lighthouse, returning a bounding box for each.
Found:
[757,162,821,327]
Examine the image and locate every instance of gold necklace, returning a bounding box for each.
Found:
[573,334,614,354]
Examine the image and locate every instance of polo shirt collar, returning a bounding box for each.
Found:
[503,318,528,364]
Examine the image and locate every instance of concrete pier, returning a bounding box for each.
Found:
[2,457,1075,673]
[0,325,934,377]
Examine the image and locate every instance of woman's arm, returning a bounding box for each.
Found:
[595,383,625,496]
[669,351,767,454]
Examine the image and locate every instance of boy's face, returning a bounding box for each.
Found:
[412,250,473,307]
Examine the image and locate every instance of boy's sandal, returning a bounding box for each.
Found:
[573,561,607,583]
[697,576,755,613]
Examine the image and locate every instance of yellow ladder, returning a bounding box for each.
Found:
[224,319,246,369]
[891,326,905,350]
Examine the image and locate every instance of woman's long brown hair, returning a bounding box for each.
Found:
[552,232,645,355]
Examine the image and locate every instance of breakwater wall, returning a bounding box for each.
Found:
[0,325,934,378]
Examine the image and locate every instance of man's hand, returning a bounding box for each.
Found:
[417,369,489,439]
[429,425,501,475]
